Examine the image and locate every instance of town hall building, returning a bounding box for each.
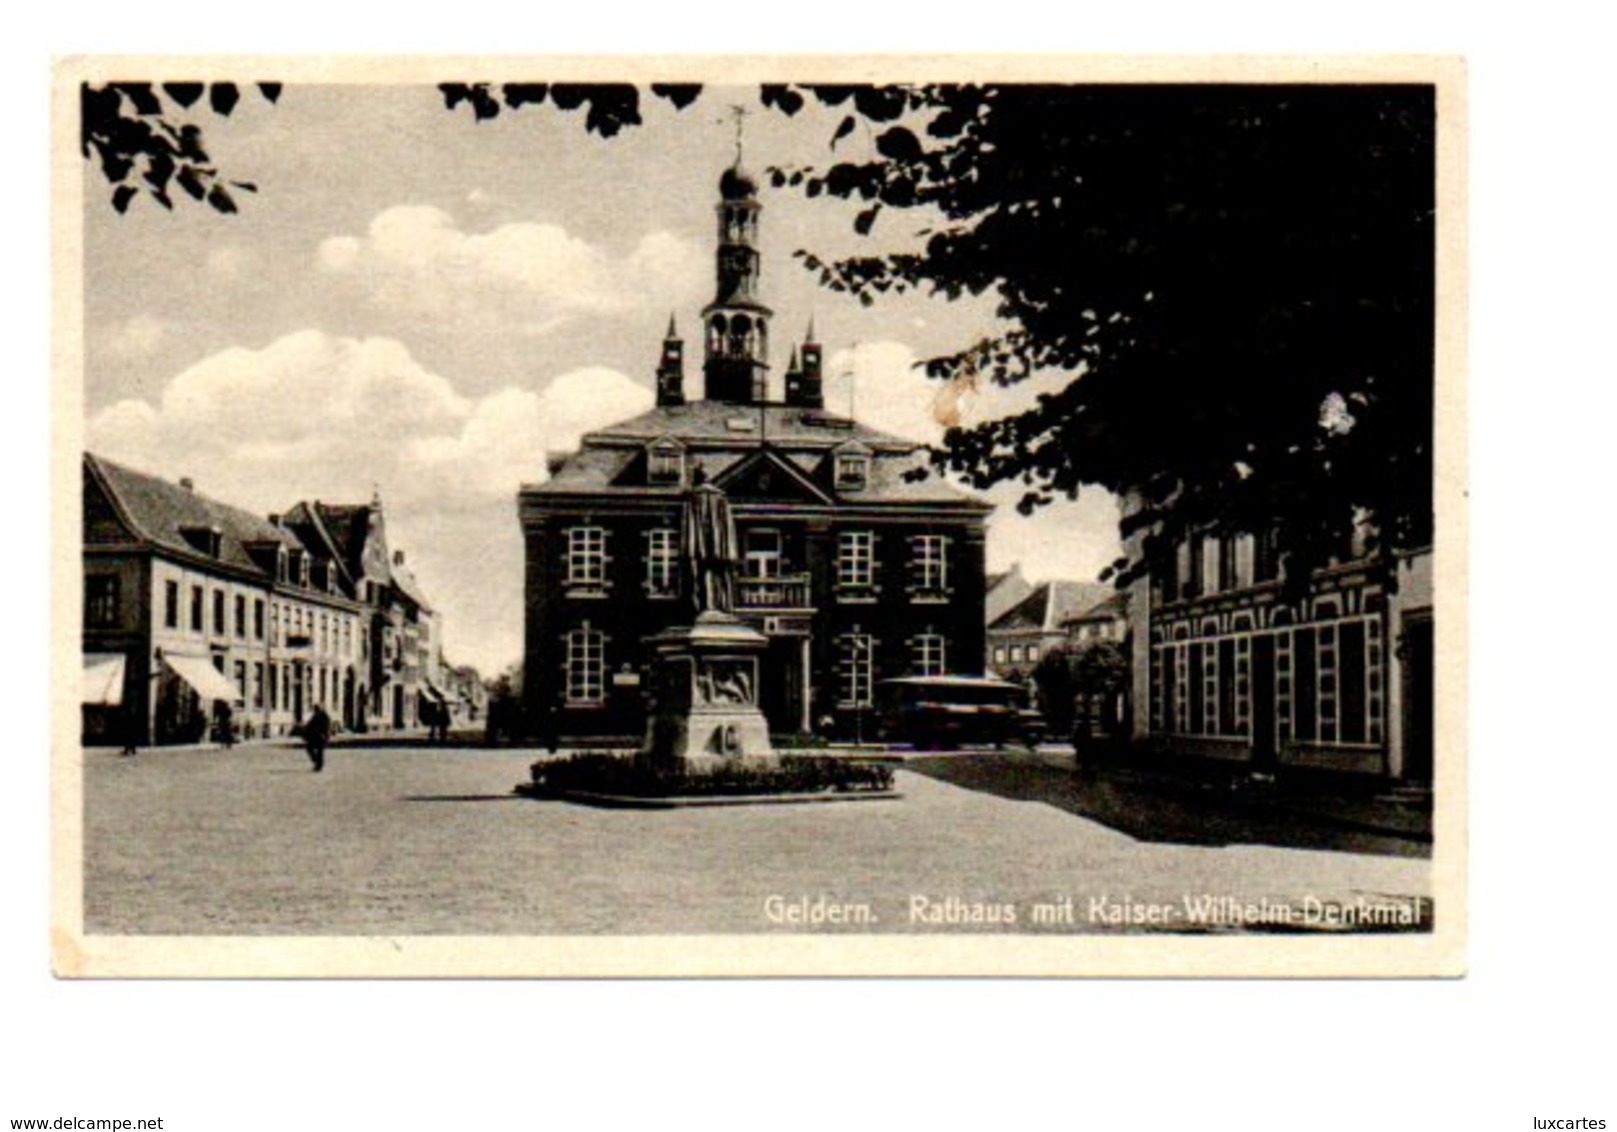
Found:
[519,160,992,741]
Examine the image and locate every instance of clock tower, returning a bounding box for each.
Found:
[701,161,772,404]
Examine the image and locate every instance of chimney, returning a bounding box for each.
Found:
[180,477,195,492]
[267,513,281,527]
[393,550,405,566]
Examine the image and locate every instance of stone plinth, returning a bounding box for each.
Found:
[641,611,777,773]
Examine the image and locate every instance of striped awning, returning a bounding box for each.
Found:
[83,653,126,706]
[164,653,243,705]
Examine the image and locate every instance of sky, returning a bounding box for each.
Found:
[82,82,1122,676]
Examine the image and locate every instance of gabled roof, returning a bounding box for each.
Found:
[280,501,356,591]
[1061,590,1129,626]
[984,564,1034,625]
[84,452,296,574]
[987,580,1112,634]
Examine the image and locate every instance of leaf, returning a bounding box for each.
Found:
[120,84,161,116]
[582,87,642,137]
[163,83,204,108]
[759,85,804,116]
[876,125,921,161]
[650,83,702,110]
[111,185,137,214]
[207,183,237,214]
[257,82,283,104]
[174,123,206,161]
[503,84,549,108]
[209,83,240,117]
[854,204,881,235]
[548,85,587,110]
[831,115,856,148]
[143,152,175,191]
[470,87,501,121]
[176,165,207,200]
[230,180,258,194]
[853,85,907,123]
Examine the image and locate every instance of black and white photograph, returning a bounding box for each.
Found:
[14,0,1617,1122]
[55,57,1463,977]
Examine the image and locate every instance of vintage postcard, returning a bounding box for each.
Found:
[53,55,1465,977]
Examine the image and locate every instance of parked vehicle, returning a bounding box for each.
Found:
[876,676,1044,750]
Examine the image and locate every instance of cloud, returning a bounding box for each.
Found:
[536,366,655,456]
[86,330,654,675]
[824,341,945,446]
[206,244,258,280]
[103,314,171,360]
[822,340,1121,583]
[316,205,705,334]
[985,486,1124,586]
[824,340,1081,446]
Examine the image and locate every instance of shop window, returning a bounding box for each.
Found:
[85,575,120,628]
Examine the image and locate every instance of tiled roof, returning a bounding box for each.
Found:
[85,452,297,574]
[984,565,1034,625]
[312,502,375,579]
[1062,590,1129,625]
[530,402,985,508]
[987,580,1112,634]
[581,402,910,450]
[1045,581,1113,631]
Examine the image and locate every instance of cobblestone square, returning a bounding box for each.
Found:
[83,742,1431,936]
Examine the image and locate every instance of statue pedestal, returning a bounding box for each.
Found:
[641,611,778,773]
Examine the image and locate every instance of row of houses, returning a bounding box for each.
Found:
[983,534,1433,782]
[81,452,467,747]
[82,151,1436,789]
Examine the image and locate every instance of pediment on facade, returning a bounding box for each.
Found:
[712,447,833,505]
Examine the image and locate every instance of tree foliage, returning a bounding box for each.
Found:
[80,82,281,213]
[84,80,1436,591]
[437,82,702,136]
[760,83,1436,588]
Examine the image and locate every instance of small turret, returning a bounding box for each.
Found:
[656,314,685,406]
[786,319,824,409]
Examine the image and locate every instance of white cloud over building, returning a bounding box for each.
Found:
[85,330,655,673]
[316,205,705,335]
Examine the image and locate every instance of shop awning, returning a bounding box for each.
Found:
[164,653,243,704]
[83,653,126,706]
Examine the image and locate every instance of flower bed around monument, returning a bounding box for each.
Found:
[521,753,895,799]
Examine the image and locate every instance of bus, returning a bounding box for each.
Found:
[875,676,1045,750]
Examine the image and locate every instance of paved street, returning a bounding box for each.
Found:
[83,741,1432,935]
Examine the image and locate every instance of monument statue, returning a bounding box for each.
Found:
[683,468,737,615]
[639,466,776,771]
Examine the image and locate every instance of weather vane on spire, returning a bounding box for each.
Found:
[723,103,748,165]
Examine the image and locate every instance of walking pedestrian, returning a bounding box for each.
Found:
[120,702,139,757]
[304,703,331,773]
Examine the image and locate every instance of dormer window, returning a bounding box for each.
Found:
[647,438,686,486]
[179,524,223,559]
[834,445,871,490]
